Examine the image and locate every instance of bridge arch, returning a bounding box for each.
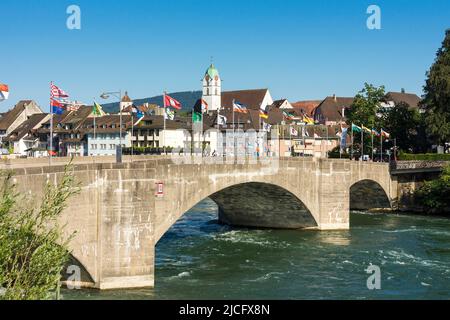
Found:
[350,179,391,211]
[155,179,318,243]
[61,254,96,287]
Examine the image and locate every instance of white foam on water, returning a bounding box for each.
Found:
[246,271,286,282]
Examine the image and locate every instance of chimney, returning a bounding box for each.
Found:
[333,94,337,102]
[342,107,345,118]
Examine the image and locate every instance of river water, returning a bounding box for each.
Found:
[63,198,450,300]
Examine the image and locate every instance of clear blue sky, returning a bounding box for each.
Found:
[1,0,449,112]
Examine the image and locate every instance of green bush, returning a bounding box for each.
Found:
[415,165,450,215]
[327,147,350,159]
[398,152,450,161]
[0,165,79,300]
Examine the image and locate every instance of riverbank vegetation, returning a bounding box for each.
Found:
[0,165,78,300]
[415,165,450,215]
[398,153,450,161]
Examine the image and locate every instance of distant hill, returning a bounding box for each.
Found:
[101,91,202,114]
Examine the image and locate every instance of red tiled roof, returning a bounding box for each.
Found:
[291,100,322,117]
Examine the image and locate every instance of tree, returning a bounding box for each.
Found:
[380,102,428,153]
[422,29,450,150]
[347,83,386,157]
[415,164,450,215]
[0,165,79,300]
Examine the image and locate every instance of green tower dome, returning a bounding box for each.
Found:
[205,64,220,80]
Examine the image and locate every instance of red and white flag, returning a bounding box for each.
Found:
[164,94,182,110]
[51,82,69,98]
[0,83,9,101]
[201,99,209,112]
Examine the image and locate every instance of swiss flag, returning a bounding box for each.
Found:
[164,94,182,110]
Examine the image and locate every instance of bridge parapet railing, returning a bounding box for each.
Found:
[390,160,449,173]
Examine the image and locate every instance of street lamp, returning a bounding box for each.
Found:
[100,90,122,163]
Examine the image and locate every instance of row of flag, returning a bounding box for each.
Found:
[282,110,314,124]
[351,123,390,138]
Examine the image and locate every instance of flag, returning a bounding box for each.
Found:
[66,103,81,112]
[201,99,209,112]
[372,129,380,137]
[303,126,309,137]
[381,129,390,138]
[164,94,182,110]
[165,108,175,121]
[263,122,272,132]
[92,101,103,116]
[131,106,144,119]
[303,114,314,125]
[259,104,269,119]
[233,100,248,113]
[192,111,202,123]
[352,124,362,132]
[290,127,298,136]
[340,127,348,152]
[218,115,227,126]
[51,83,69,98]
[283,111,295,120]
[259,110,269,119]
[0,83,9,101]
[362,125,372,134]
[51,99,65,115]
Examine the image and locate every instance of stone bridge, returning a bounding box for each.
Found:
[5,156,396,290]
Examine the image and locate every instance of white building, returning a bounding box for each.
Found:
[4,113,49,156]
[0,100,43,144]
[84,115,132,156]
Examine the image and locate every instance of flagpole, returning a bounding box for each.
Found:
[163,91,166,155]
[371,129,374,161]
[49,81,53,165]
[131,112,134,161]
[361,124,364,162]
[351,123,354,160]
[201,103,204,157]
[232,99,235,157]
[380,131,383,163]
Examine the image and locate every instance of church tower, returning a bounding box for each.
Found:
[202,64,221,112]
[120,91,133,111]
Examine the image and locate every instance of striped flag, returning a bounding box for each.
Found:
[0,83,9,101]
[362,125,372,134]
[66,104,81,112]
[381,129,390,138]
[51,99,65,115]
[233,100,248,113]
[372,129,381,137]
[351,124,362,132]
[201,99,209,112]
[51,83,69,98]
